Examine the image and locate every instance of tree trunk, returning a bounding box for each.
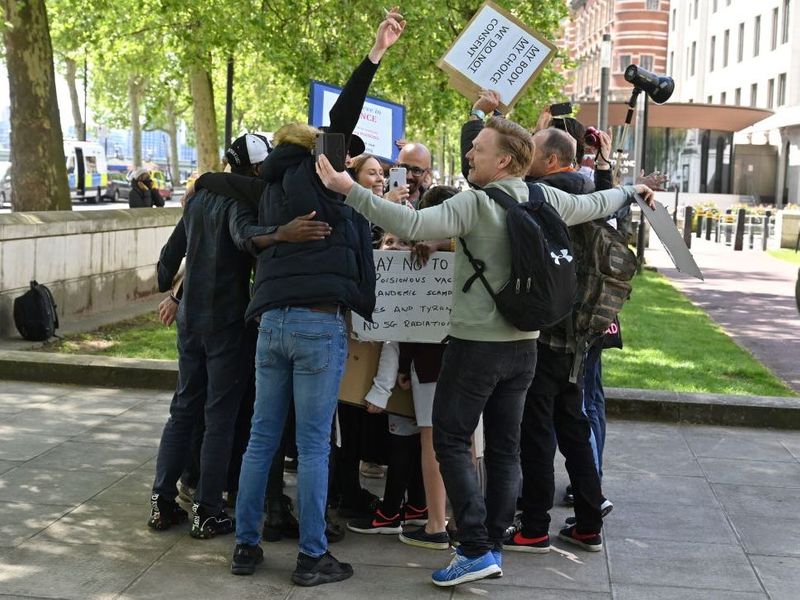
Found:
[165,99,181,184]
[190,62,219,173]
[64,57,85,140]
[3,0,71,211]
[128,76,142,168]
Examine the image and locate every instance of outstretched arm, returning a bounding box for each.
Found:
[328,8,406,146]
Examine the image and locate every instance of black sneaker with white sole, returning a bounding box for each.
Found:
[230,543,264,575]
[564,499,614,527]
[292,551,353,587]
[347,509,402,534]
[558,524,603,552]
[399,526,450,550]
[147,493,188,531]
[190,503,235,539]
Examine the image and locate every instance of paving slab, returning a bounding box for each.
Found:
[0,466,125,505]
[726,511,800,558]
[0,434,71,462]
[749,555,800,600]
[612,584,767,600]
[712,482,800,515]
[698,456,800,487]
[606,538,762,592]
[0,501,73,548]
[25,440,156,473]
[682,425,799,462]
[74,418,166,448]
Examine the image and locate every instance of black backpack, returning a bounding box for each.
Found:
[13,280,59,341]
[460,184,577,331]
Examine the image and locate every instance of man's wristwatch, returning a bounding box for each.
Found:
[470,108,486,120]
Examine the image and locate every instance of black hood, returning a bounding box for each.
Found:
[259,144,311,182]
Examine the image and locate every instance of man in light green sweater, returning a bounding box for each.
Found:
[317,117,654,587]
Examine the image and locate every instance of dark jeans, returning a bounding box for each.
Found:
[432,337,537,557]
[583,343,606,478]
[519,343,604,535]
[381,432,425,516]
[153,319,256,513]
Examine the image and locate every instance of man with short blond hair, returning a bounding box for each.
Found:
[316,115,655,587]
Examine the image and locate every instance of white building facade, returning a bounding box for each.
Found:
[668,0,799,206]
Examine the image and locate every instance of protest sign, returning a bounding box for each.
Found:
[308,80,405,162]
[437,1,557,111]
[338,338,414,418]
[351,250,455,343]
[634,197,704,280]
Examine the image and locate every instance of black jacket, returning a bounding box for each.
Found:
[129,185,164,208]
[157,190,267,332]
[195,56,379,322]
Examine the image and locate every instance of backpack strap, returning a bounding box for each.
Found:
[459,236,493,295]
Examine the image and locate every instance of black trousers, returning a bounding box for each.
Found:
[433,338,538,557]
[519,343,604,535]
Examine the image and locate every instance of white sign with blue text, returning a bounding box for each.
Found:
[351,251,455,343]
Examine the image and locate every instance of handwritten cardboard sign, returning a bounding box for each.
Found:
[437,1,557,111]
[351,250,455,343]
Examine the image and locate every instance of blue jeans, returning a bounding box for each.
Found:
[583,343,606,478]
[235,308,347,557]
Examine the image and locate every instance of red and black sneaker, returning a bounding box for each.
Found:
[402,504,428,526]
[503,526,551,554]
[346,509,402,534]
[558,524,603,552]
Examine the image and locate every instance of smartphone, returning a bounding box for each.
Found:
[314,132,346,172]
[389,167,407,191]
[549,101,573,117]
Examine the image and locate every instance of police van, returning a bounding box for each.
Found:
[64,140,108,202]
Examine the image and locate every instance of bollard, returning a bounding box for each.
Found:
[705,215,713,240]
[696,213,703,238]
[673,188,680,225]
[734,208,746,251]
[683,206,693,248]
[715,216,721,243]
[763,211,771,251]
[749,219,755,249]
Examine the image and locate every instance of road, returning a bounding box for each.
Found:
[0,189,187,214]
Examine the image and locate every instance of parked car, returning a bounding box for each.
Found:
[151,170,173,202]
[103,171,132,202]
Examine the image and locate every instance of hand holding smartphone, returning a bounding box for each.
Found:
[389,167,406,190]
[314,133,346,172]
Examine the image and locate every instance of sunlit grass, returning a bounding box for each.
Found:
[603,270,796,397]
[767,248,800,265]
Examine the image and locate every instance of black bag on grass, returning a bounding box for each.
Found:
[13,280,59,341]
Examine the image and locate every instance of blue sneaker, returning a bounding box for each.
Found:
[431,548,501,587]
[488,549,503,579]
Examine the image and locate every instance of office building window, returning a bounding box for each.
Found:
[754,15,761,56]
[721,92,727,105]
[709,36,716,71]
[691,42,696,75]
[737,23,744,62]
[723,30,730,66]
[707,95,713,103]
[713,0,718,12]
[767,78,775,108]
[750,83,758,107]
[646,0,659,9]
[782,0,790,44]
[672,8,676,30]
[620,54,631,72]
[778,73,786,105]
[641,55,653,71]
[694,0,699,19]
[669,50,674,76]
[771,7,779,50]
[735,87,741,105]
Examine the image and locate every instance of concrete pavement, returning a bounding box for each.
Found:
[1,381,800,599]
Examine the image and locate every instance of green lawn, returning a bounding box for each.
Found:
[42,272,796,397]
[768,248,800,265]
[44,311,178,360]
[603,270,796,396]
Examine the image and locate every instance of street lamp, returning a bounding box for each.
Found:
[598,33,612,132]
